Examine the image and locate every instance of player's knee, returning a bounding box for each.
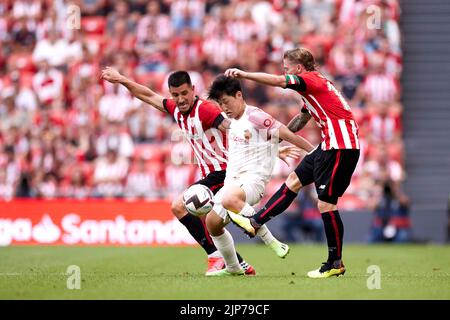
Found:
[171,198,186,219]
[286,172,302,192]
[222,194,242,212]
[317,200,337,213]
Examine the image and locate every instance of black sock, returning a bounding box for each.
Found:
[253,183,298,225]
[179,214,217,255]
[321,210,344,262]
[179,214,244,263]
[236,252,243,263]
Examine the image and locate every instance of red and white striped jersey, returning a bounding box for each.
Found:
[163,97,227,178]
[285,71,360,150]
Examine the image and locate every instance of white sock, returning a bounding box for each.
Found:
[211,229,242,273]
[238,203,275,245]
[207,250,222,259]
[239,203,255,217]
[256,224,276,245]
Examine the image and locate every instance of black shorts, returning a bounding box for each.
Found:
[294,147,360,205]
[192,170,226,195]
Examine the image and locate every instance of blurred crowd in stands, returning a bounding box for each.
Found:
[0,0,410,241]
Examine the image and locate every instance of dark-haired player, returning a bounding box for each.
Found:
[101,67,295,275]
[205,75,314,276]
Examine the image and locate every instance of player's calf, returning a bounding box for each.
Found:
[205,210,227,237]
[208,221,243,274]
[174,193,220,259]
[171,196,187,219]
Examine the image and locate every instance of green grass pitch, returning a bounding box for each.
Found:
[1,244,449,299]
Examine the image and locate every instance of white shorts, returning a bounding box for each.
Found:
[212,177,266,223]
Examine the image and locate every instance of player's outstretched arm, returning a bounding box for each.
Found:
[225,68,286,88]
[287,112,312,133]
[101,67,166,113]
[278,125,315,153]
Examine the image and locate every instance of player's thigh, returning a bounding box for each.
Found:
[294,147,319,189]
[331,149,360,196]
[239,179,266,207]
[212,178,265,221]
[314,149,360,205]
[221,185,246,213]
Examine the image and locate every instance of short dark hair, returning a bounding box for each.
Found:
[208,75,242,101]
[168,71,192,88]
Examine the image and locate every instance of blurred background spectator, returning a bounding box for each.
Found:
[0,0,408,241]
[366,147,412,243]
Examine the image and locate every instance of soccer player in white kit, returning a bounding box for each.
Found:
[205,75,314,276]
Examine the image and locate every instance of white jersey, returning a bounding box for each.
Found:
[225,105,282,185]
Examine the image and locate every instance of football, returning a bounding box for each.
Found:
[182,184,215,217]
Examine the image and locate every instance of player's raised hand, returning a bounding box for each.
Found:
[101,66,123,83]
[225,68,246,79]
[278,145,302,166]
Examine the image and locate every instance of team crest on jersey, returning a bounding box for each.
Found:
[244,129,252,142]
[263,119,272,127]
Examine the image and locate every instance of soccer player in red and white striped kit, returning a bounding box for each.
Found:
[100,67,292,275]
[225,48,360,278]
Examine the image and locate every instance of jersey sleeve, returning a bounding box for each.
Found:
[285,74,307,92]
[212,114,226,129]
[247,107,282,138]
[162,98,177,116]
[199,101,225,130]
[298,72,323,92]
[285,72,322,93]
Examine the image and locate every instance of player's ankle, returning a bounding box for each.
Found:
[250,218,261,229]
[329,259,343,268]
